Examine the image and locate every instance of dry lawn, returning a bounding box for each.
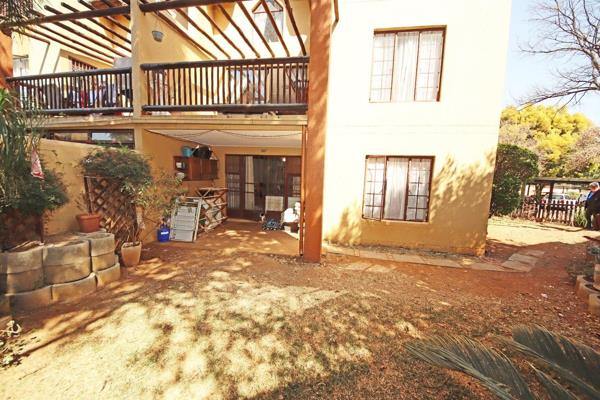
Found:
[1,218,599,399]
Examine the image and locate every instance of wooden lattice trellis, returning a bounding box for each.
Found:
[84,176,137,249]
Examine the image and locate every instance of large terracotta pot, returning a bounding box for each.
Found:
[76,214,101,233]
[121,242,142,268]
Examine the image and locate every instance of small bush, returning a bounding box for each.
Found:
[573,208,587,228]
[491,144,539,216]
[79,147,153,198]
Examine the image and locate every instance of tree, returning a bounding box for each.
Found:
[491,144,539,215]
[564,127,600,176]
[523,0,600,107]
[499,105,592,176]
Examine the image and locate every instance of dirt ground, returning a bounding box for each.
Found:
[1,218,599,399]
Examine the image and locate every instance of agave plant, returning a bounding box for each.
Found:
[405,325,600,400]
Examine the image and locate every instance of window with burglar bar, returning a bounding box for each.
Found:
[363,156,433,222]
[370,28,445,102]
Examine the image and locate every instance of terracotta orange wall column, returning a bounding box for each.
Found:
[0,31,12,89]
[303,0,332,262]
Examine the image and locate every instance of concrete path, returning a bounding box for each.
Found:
[324,244,544,273]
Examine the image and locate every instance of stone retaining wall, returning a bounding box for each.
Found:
[0,232,121,313]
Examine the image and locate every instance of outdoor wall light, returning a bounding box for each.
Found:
[152,30,164,42]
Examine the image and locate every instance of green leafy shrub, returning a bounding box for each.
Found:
[491,144,539,216]
[0,89,67,216]
[79,147,153,198]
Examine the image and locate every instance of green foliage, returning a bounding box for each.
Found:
[136,171,186,224]
[0,89,68,216]
[573,208,587,228]
[499,105,594,177]
[79,147,153,198]
[491,144,539,216]
[406,325,600,400]
[80,147,185,243]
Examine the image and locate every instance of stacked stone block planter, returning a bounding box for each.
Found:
[576,264,600,317]
[0,233,121,311]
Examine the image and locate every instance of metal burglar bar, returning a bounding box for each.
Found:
[141,57,309,114]
[6,67,133,115]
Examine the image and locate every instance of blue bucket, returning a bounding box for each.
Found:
[157,226,170,242]
[181,146,193,157]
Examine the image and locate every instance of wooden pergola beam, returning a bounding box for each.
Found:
[31,22,118,61]
[259,0,290,57]
[61,2,131,44]
[99,0,131,21]
[78,0,131,34]
[32,11,126,58]
[238,1,275,57]
[174,8,230,59]
[24,27,112,64]
[139,0,240,13]
[1,5,130,28]
[44,5,131,54]
[216,4,260,59]
[196,6,245,59]
[283,0,306,56]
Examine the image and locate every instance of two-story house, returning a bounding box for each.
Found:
[0,0,512,260]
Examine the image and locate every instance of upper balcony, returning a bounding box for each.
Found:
[2,0,312,117]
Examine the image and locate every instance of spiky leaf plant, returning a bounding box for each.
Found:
[405,335,534,400]
[405,325,600,400]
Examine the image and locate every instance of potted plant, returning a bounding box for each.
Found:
[79,148,184,268]
[75,193,101,233]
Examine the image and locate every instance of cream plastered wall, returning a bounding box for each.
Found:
[322,0,512,256]
[39,139,100,236]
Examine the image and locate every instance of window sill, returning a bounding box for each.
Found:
[362,217,430,225]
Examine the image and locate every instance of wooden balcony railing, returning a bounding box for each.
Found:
[141,57,309,114]
[6,68,133,115]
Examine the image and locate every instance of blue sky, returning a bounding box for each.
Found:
[505,0,600,125]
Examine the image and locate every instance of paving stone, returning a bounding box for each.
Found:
[8,286,53,310]
[469,263,511,272]
[94,263,121,286]
[392,254,425,264]
[91,253,118,272]
[518,249,545,258]
[51,274,96,302]
[501,260,533,272]
[508,253,538,266]
[419,257,462,269]
[44,259,91,285]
